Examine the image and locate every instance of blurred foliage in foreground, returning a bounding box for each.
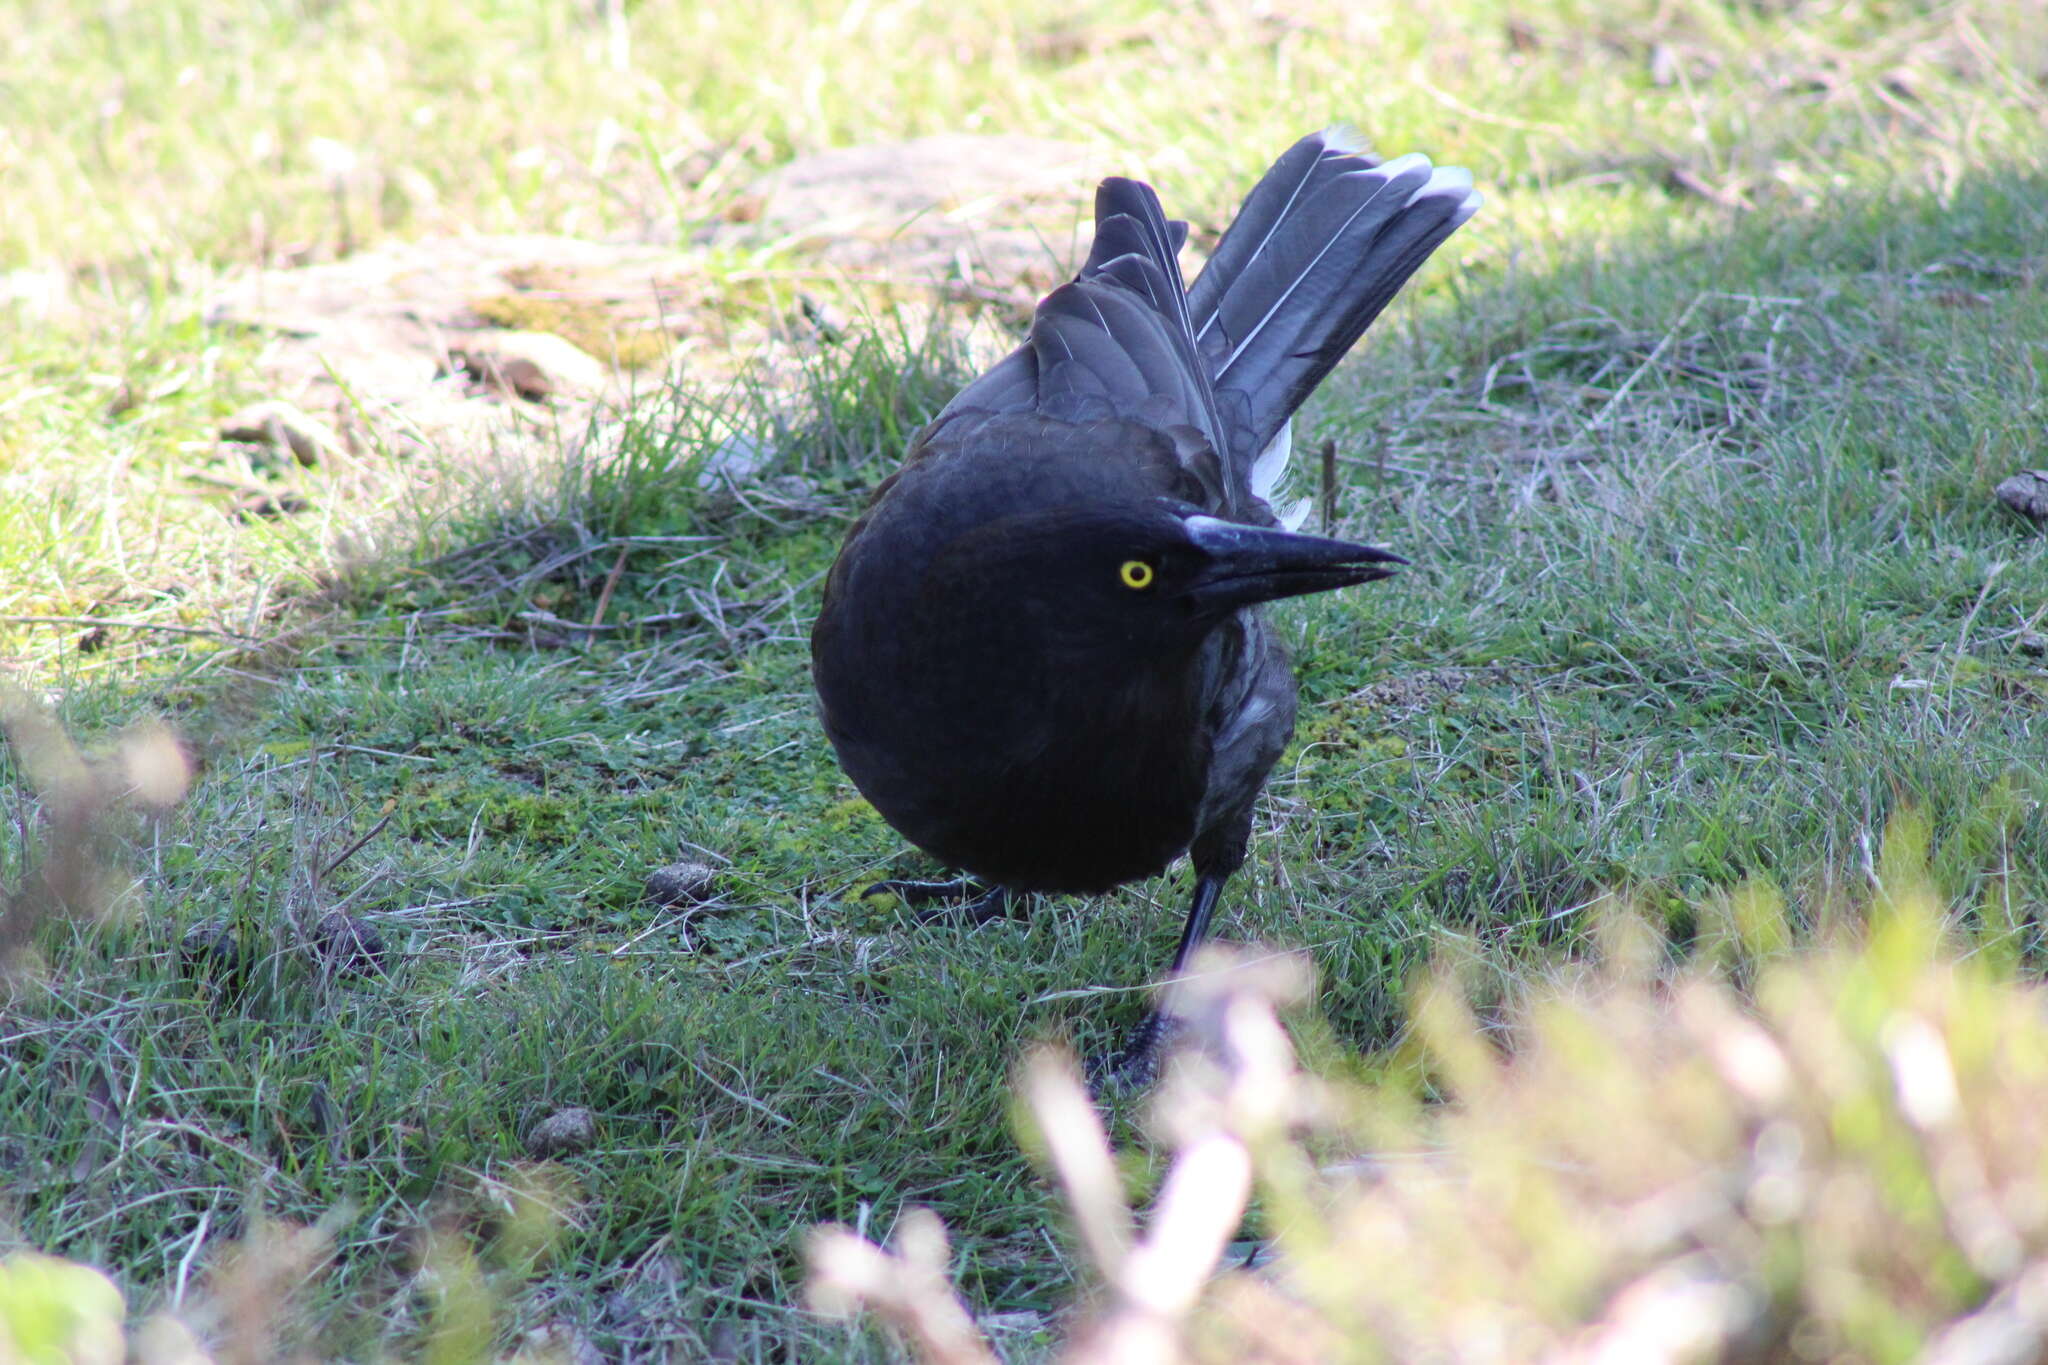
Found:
[814,813,2048,1364]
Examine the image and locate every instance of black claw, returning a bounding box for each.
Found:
[857,878,1020,926]
[918,883,1018,926]
[1085,1010,1185,1099]
[858,875,983,905]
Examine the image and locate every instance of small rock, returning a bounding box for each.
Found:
[979,1309,1053,1339]
[727,134,1103,293]
[458,352,548,400]
[232,489,312,521]
[2018,630,2047,657]
[1994,470,2048,524]
[527,1106,597,1158]
[311,911,389,975]
[645,861,720,906]
[220,400,342,466]
[762,473,828,515]
[447,331,608,402]
[696,432,775,491]
[520,1323,604,1365]
[180,917,247,984]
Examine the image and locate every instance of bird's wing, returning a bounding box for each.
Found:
[1186,129,1481,467]
[937,178,1228,458]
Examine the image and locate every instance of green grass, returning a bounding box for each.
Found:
[3,0,2047,1358]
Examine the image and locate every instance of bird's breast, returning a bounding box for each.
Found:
[819,659,1211,894]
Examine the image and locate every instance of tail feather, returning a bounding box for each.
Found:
[1189,131,1479,464]
[1184,134,1336,330]
[932,130,1478,509]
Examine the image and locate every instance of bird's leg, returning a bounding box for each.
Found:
[1166,872,1225,974]
[1089,873,1226,1095]
[859,876,1020,926]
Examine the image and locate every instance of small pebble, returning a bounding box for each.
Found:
[1993,470,2048,524]
[645,861,719,906]
[311,910,389,975]
[180,917,246,984]
[447,331,606,402]
[220,400,341,466]
[527,1106,597,1158]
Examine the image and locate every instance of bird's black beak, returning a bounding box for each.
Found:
[1180,515,1406,614]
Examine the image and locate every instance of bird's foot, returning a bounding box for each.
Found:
[1085,1010,1188,1099]
[858,877,1020,926]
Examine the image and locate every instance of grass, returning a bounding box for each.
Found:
[3,0,2047,1358]
[819,834,2048,1364]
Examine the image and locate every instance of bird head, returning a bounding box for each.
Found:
[916,501,1406,656]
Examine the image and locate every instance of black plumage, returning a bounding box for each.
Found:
[811,130,1479,1083]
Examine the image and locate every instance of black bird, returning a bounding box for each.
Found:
[811,129,1479,1083]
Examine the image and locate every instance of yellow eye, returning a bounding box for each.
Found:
[1118,559,1155,590]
